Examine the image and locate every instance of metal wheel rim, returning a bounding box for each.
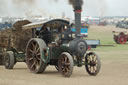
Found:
[55,64,59,71]
[58,54,71,76]
[26,40,42,72]
[5,54,9,67]
[86,53,99,74]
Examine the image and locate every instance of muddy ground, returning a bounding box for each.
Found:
[0,25,128,85]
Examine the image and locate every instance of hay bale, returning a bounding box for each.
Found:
[11,20,32,52]
[0,29,11,48]
[0,20,32,52]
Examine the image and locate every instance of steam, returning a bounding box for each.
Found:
[0,1,7,16]
[12,0,36,5]
[84,0,107,16]
[97,0,107,16]
[69,0,83,10]
[0,0,51,18]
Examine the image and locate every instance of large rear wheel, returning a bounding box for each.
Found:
[58,52,74,77]
[26,38,47,73]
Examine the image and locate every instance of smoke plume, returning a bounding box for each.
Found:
[69,0,83,10]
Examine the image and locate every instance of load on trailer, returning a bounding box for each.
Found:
[0,20,32,68]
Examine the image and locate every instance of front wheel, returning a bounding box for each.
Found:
[85,52,101,76]
[58,52,74,77]
[4,51,15,69]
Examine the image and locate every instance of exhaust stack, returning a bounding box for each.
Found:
[74,9,82,35]
[68,0,83,35]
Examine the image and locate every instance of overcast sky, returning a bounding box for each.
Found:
[0,0,127,18]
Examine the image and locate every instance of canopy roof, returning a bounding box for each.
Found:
[23,19,70,30]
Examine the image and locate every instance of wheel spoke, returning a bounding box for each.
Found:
[64,68,67,74]
[29,57,33,61]
[93,66,96,73]
[31,42,35,48]
[31,61,36,69]
[91,66,93,73]
[88,65,91,72]
[37,53,41,56]
[89,55,92,61]
[92,55,95,61]
[64,55,68,62]
[87,56,91,61]
[34,43,38,51]
[35,61,40,70]
[36,47,40,54]
[95,59,98,64]
[60,57,65,65]
[65,63,70,66]
[65,67,70,75]
[29,49,35,53]
[36,55,41,61]
[94,57,97,62]
[94,66,97,71]
[62,67,65,72]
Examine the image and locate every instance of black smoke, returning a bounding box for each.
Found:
[69,0,83,10]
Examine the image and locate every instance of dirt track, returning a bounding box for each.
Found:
[0,60,128,85]
[0,26,128,85]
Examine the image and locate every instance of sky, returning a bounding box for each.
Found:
[0,0,127,18]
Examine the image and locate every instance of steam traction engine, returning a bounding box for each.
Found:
[24,9,101,77]
[112,31,128,44]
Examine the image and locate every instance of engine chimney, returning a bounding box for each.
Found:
[74,9,82,35]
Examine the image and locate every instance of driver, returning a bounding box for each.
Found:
[60,25,75,41]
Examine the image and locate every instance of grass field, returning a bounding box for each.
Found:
[88,26,128,61]
[0,25,128,85]
[89,26,128,63]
